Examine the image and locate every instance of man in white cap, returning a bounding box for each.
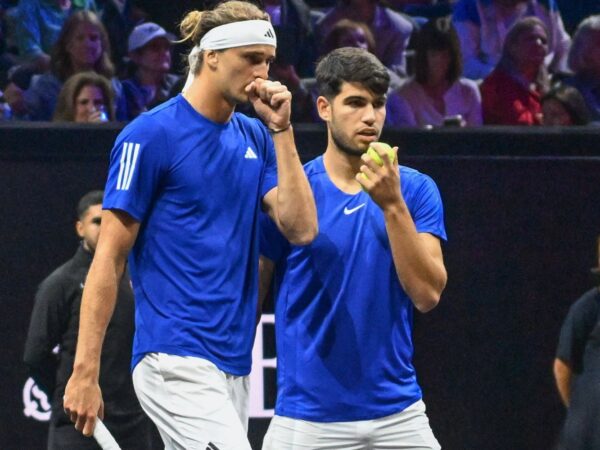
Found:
[122,22,180,120]
[63,1,318,449]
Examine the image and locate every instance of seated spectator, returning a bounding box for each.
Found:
[316,0,415,77]
[452,0,571,80]
[480,17,550,125]
[541,84,590,126]
[121,22,179,121]
[321,18,403,91]
[387,17,482,127]
[564,16,600,122]
[53,71,114,122]
[15,0,96,74]
[284,18,406,122]
[6,10,123,120]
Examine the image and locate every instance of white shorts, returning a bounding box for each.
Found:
[262,400,441,450]
[132,352,251,450]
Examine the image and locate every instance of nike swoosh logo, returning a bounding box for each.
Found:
[344,203,366,215]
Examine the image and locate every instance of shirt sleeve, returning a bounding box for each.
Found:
[556,291,599,373]
[259,211,290,263]
[410,174,447,241]
[103,117,170,222]
[16,0,43,58]
[23,272,69,396]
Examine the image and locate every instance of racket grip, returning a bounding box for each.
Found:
[93,418,121,450]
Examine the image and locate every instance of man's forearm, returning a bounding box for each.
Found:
[271,128,317,245]
[554,358,572,407]
[71,256,124,379]
[384,202,447,312]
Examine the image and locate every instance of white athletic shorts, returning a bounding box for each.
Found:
[132,352,251,450]
[262,399,441,450]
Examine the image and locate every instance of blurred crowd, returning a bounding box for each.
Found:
[0,0,598,127]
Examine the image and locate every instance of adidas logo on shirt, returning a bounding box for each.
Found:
[264,29,275,38]
[244,146,258,159]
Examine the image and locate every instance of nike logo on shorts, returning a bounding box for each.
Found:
[344,203,366,215]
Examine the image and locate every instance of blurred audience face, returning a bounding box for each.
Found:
[131,38,172,74]
[514,24,548,69]
[338,27,370,51]
[323,20,376,56]
[67,22,103,69]
[427,49,452,85]
[74,84,107,123]
[542,98,572,125]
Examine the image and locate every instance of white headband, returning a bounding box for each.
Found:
[200,20,276,50]
[182,20,277,93]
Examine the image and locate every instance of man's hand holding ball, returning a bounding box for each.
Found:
[357,142,402,211]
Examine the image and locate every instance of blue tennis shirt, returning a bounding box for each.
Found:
[260,155,446,422]
[104,94,277,375]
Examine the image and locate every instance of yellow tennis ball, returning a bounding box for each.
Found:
[359,143,396,187]
[366,143,396,166]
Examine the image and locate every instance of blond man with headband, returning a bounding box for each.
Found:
[63,2,317,449]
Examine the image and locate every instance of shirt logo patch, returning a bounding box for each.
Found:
[116,142,141,190]
[244,147,258,159]
[343,203,366,215]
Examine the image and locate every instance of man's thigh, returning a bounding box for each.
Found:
[133,353,251,450]
[262,401,440,450]
[262,415,366,450]
[372,400,441,450]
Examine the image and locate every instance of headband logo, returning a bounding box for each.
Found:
[264,29,275,38]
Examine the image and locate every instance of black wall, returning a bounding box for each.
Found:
[2,124,599,449]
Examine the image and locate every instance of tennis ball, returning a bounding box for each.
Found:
[366,142,396,165]
[359,143,396,185]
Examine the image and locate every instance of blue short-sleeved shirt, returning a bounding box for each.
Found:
[260,156,446,422]
[104,94,277,375]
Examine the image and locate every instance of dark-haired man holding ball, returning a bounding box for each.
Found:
[259,47,448,449]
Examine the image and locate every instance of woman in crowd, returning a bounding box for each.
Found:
[121,22,179,121]
[541,83,590,126]
[7,10,123,120]
[452,0,571,80]
[316,0,415,77]
[480,17,550,125]
[53,71,115,123]
[321,18,404,91]
[387,17,482,127]
[564,15,600,122]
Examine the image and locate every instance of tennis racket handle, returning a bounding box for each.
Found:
[93,418,121,450]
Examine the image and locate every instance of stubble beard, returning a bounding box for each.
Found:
[330,122,366,158]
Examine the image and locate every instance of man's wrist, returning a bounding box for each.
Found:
[382,199,409,217]
[268,123,292,134]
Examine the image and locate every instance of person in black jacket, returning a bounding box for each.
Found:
[23,190,159,450]
[554,235,600,450]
